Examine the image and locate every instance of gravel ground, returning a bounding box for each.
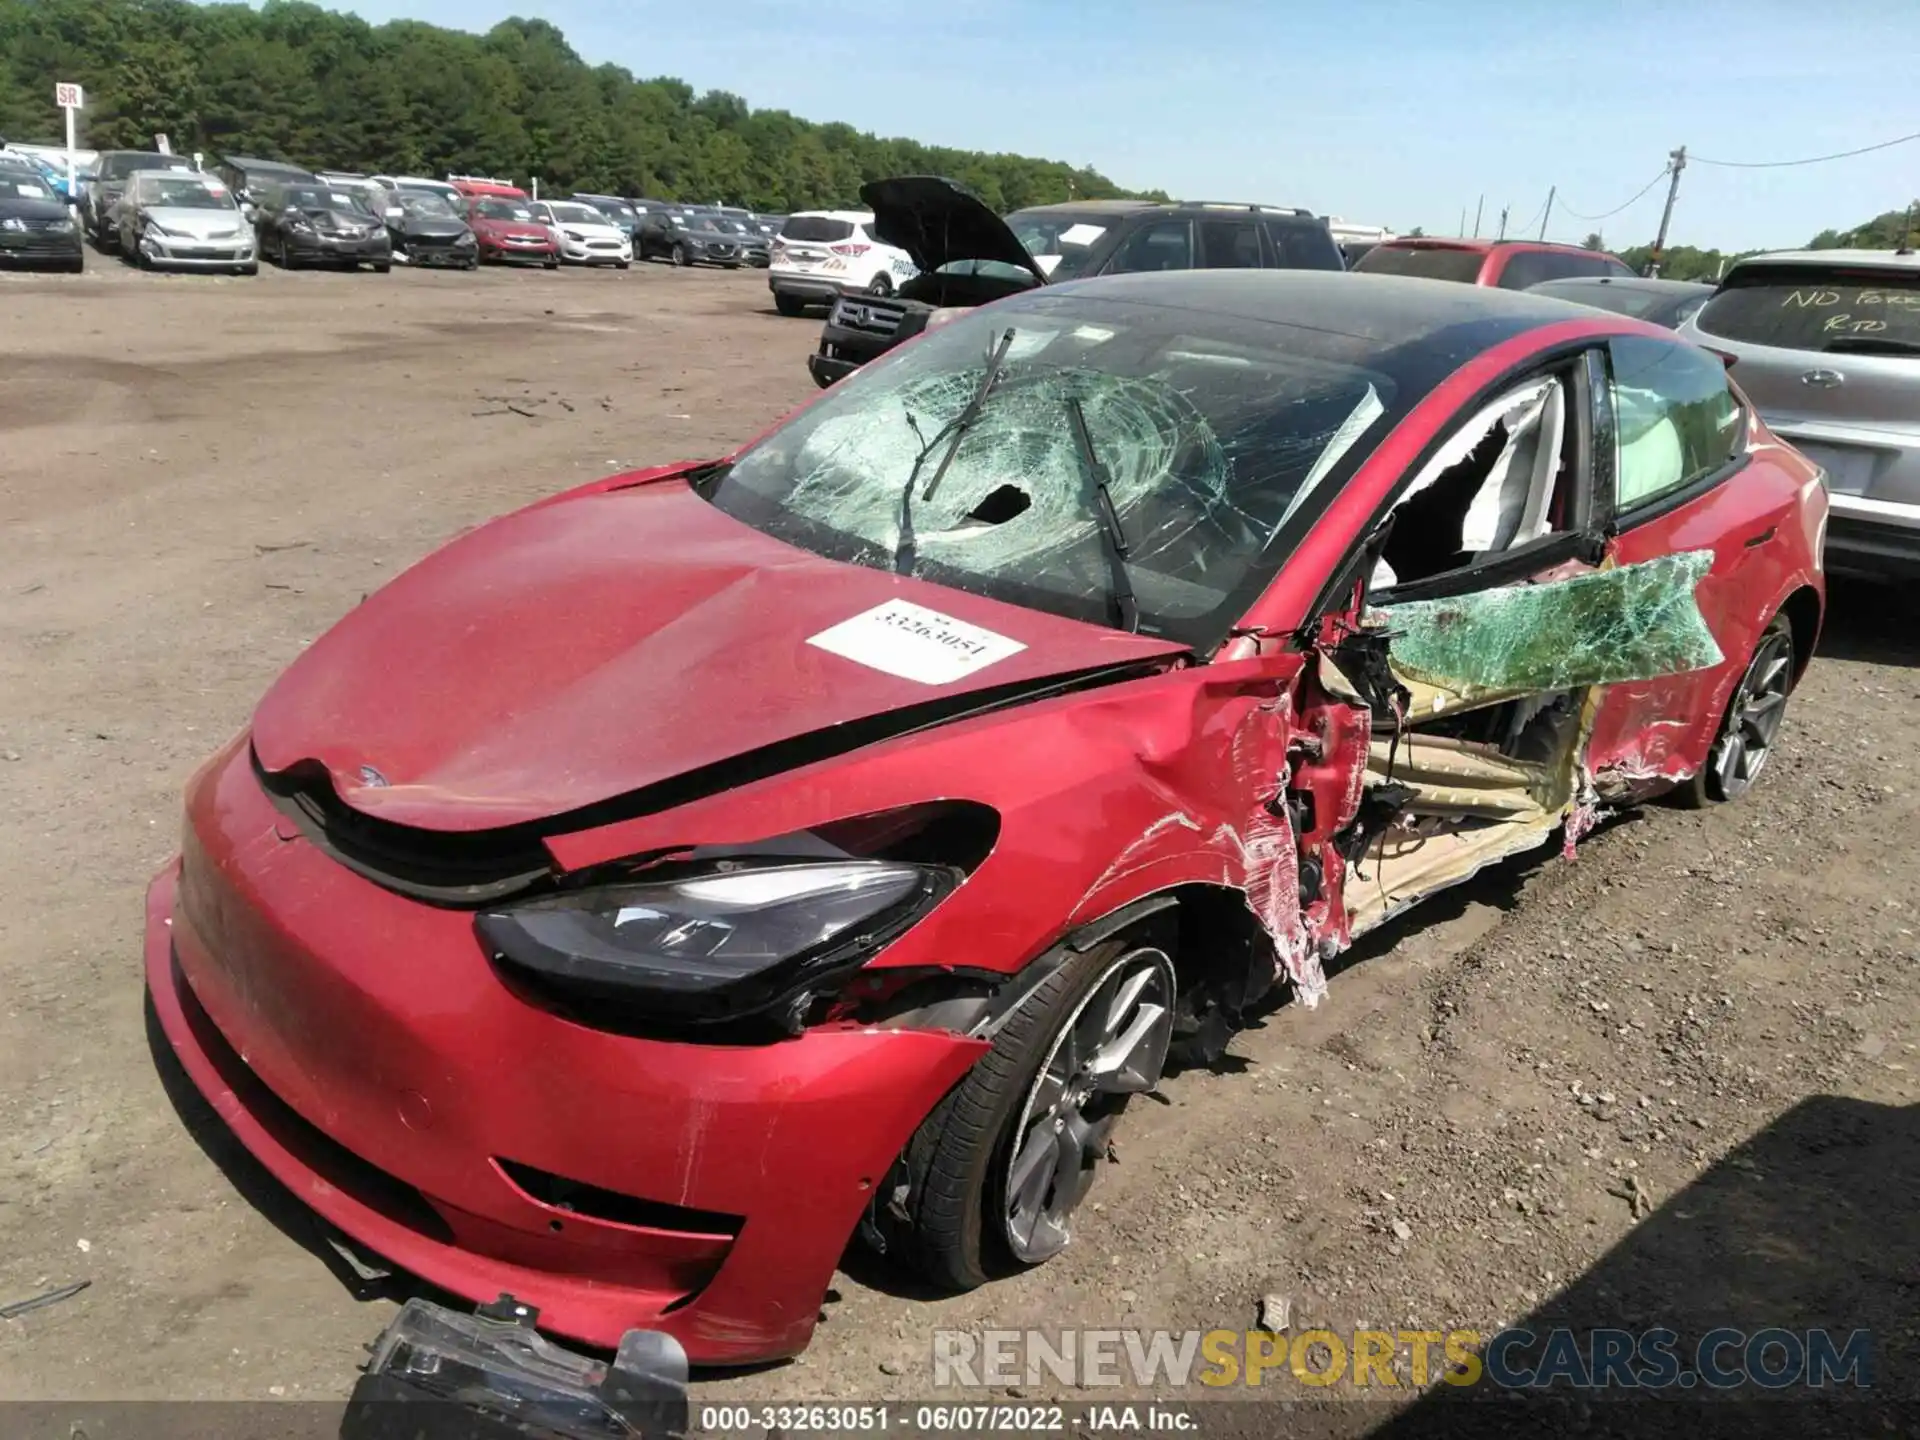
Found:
[0,260,1912,1432]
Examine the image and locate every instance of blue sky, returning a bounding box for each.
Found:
[347,0,1916,251]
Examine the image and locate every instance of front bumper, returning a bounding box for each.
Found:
[560,238,631,264]
[484,238,558,264]
[396,237,479,267]
[144,739,986,1364]
[0,233,82,265]
[138,233,255,268]
[288,232,389,265]
[807,352,858,388]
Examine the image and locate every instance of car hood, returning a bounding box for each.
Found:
[861,176,1048,284]
[556,220,625,238]
[296,205,377,230]
[142,205,247,234]
[474,218,548,238]
[250,477,1185,831]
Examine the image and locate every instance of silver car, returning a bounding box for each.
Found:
[118,169,257,275]
[1680,249,1919,579]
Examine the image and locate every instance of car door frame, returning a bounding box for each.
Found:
[1578,333,1812,794]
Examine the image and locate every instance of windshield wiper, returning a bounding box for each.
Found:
[1064,395,1139,633]
[1820,335,1920,357]
[893,327,1017,573]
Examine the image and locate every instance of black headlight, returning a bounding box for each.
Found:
[477,860,954,1032]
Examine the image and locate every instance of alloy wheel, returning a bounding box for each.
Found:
[1002,947,1174,1263]
[1710,627,1794,799]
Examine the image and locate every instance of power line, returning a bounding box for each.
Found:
[1512,189,1551,238]
[1557,166,1671,223]
[1691,128,1920,169]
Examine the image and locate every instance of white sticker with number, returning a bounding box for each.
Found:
[808,599,1026,685]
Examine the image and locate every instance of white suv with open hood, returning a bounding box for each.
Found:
[767,210,916,316]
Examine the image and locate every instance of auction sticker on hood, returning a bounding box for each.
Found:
[808,599,1026,685]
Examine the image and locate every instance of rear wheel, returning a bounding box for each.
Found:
[874,940,1176,1290]
[866,273,894,296]
[671,242,690,268]
[373,262,391,274]
[1676,612,1796,807]
[774,291,805,317]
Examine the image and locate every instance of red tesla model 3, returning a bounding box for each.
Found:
[146,270,1825,1367]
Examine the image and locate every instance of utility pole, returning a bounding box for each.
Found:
[1497,205,1509,241]
[1645,145,1686,277]
[1472,194,1484,237]
[1539,185,1555,241]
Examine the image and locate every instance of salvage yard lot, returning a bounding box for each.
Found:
[1,266,1915,1419]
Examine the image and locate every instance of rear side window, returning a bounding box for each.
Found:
[1105,219,1193,273]
[1610,336,1746,511]
[1497,250,1628,290]
[1353,244,1486,283]
[1694,265,1920,354]
[1264,219,1345,270]
[781,216,855,243]
[1198,218,1262,269]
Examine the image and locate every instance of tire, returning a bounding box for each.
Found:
[774,291,806,317]
[616,260,630,270]
[866,273,894,296]
[237,263,258,277]
[1674,611,1796,808]
[65,254,85,274]
[874,940,1176,1290]
[543,259,559,270]
[671,243,689,268]
[373,263,391,274]
[464,259,479,271]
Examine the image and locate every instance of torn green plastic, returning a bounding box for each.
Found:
[1372,550,1725,694]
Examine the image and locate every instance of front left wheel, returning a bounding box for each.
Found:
[873,939,1176,1290]
[1676,611,1796,807]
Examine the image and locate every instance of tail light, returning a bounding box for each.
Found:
[830,242,870,257]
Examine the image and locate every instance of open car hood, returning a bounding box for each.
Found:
[250,477,1186,832]
[860,176,1048,284]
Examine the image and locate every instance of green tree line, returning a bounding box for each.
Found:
[0,0,1155,212]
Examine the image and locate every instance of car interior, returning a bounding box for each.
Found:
[1334,358,1605,936]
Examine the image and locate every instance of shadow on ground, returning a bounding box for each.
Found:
[1816,577,1920,668]
[1347,1095,1920,1439]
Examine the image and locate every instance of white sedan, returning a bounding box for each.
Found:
[531,200,631,268]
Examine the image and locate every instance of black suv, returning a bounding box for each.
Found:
[808,178,1346,387]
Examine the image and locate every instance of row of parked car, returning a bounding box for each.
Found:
[779,176,1917,583]
[0,146,788,275]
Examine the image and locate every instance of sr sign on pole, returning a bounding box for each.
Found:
[55,83,83,197]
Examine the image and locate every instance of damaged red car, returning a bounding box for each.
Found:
[147,271,1825,1369]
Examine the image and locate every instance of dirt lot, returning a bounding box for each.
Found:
[0,261,1914,1428]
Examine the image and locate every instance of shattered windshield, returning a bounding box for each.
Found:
[704,292,1400,645]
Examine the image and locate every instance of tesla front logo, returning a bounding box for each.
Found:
[358,765,390,788]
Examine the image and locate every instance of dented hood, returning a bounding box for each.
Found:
[860,176,1049,284]
[250,478,1185,831]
